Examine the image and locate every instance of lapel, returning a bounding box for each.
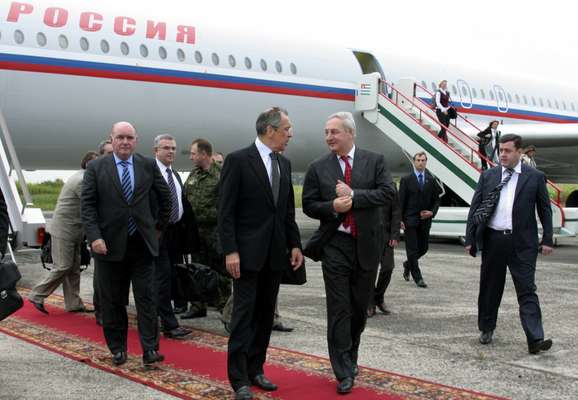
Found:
[106,154,126,202]
[248,143,275,207]
[350,148,366,188]
[131,154,142,203]
[328,153,345,184]
[487,167,502,195]
[514,163,530,202]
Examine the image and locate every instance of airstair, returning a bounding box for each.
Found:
[355,73,573,239]
[0,106,45,252]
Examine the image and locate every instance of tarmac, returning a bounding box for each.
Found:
[1,210,578,399]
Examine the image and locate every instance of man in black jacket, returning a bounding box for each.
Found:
[82,121,171,367]
[303,111,394,394]
[219,107,303,400]
[399,152,441,288]
[465,134,554,354]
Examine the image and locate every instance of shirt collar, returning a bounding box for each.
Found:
[414,168,425,177]
[155,157,171,172]
[113,153,133,166]
[336,145,356,162]
[502,161,522,174]
[439,88,447,94]
[255,136,273,159]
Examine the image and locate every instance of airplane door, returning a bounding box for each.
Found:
[456,79,472,109]
[493,85,508,113]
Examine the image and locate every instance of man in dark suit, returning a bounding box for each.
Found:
[152,134,197,340]
[302,111,394,394]
[219,107,303,400]
[368,189,401,317]
[465,134,554,354]
[82,122,171,367]
[399,152,441,288]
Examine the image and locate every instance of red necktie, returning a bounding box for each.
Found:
[341,155,357,237]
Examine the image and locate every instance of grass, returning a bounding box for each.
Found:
[16,181,578,211]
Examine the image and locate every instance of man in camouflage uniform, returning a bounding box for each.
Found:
[182,138,231,319]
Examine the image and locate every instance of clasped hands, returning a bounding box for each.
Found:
[333,180,353,213]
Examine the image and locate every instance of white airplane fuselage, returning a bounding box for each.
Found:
[1,0,578,183]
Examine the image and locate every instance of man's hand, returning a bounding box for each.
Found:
[465,245,472,254]
[226,252,241,279]
[389,239,399,248]
[290,248,304,271]
[541,245,553,256]
[420,210,434,220]
[91,239,107,255]
[336,180,353,198]
[400,222,405,230]
[333,196,352,213]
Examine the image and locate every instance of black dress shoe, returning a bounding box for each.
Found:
[143,350,165,366]
[163,326,192,339]
[376,302,391,315]
[69,306,95,313]
[180,309,207,319]
[416,279,428,288]
[352,365,359,377]
[173,306,187,314]
[251,374,278,391]
[234,386,253,400]
[529,338,553,354]
[112,351,127,366]
[271,322,294,332]
[479,330,494,345]
[402,261,410,281]
[29,299,48,314]
[337,377,354,394]
[367,306,376,318]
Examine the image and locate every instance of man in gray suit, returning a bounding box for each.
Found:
[29,151,98,313]
[303,112,394,394]
[82,122,171,367]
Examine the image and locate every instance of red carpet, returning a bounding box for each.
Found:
[0,290,509,400]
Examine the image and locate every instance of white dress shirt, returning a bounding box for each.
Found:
[156,158,184,222]
[337,146,355,234]
[255,137,279,184]
[487,161,522,231]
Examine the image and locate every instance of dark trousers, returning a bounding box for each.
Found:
[96,233,157,354]
[322,232,378,381]
[227,263,281,391]
[154,225,180,332]
[404,222,431,282]
[372,245,395,305]
[93,265,101,321]
[478,145,488,170]
[436,109,450,142]
[478,229,544,344]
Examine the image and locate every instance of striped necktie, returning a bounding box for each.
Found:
[166,168,180,224]
[120,160,137,235]
[472,168,514,225]
[418,173,424,190]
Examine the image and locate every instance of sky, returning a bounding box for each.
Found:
[21,0,575,182]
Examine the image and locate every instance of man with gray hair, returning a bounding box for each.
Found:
[303,111,395,394]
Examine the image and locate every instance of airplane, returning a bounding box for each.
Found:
[1,0,578,233]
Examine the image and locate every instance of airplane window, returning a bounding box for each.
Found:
[555,100,559,109]
[260,59,268,71]
[498,92,504,101]
[194,51,203,63]
[547,99,552,108]
[14,30,24,44]
[229,55,236,68]
[431,82,436,92]
[515,94,520,103]
[539,98,544,107]
[120,42,130,56]
[507,93,512,102]
[532,97,536,106]
[80,37,89,51]
[36,32,47,47]
[58,35,68,49]
[100,40,110,54]
[177,48,185,62]
[421,80,427,89]
[562,101,566,110]
[140,44,149,58]
[472,88,477,98]
[480,89,485,99]
[211,53,220,66]
[159,46,167,60]
[461,86,467,96]
[451,85,457,95]
[522,95,527,104]
[275,61,282,73]
[244,57,252,69]
[571,103,576,111]
[290,62,297,75]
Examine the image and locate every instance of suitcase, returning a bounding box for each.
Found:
[0,260,24,321]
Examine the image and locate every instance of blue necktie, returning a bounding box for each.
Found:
[166,168,179,224]
[120,161,137,235]
[418,173,424,190]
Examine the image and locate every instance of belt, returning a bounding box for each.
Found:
[489,228,512,235]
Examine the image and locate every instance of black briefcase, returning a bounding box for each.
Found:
[176,262,219,302]
[281,259,306,285]
[0,259,23,321]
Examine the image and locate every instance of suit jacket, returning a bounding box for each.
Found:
[0,189,8,255]
[81,153,172,261]
[302,147,395,270]
[383,188,402,244]
[465,163,553,261]
[48,169,85,242]
[218,143,301,272]
[398,169,441,228]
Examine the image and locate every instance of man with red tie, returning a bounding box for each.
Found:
[303,112,395,394]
